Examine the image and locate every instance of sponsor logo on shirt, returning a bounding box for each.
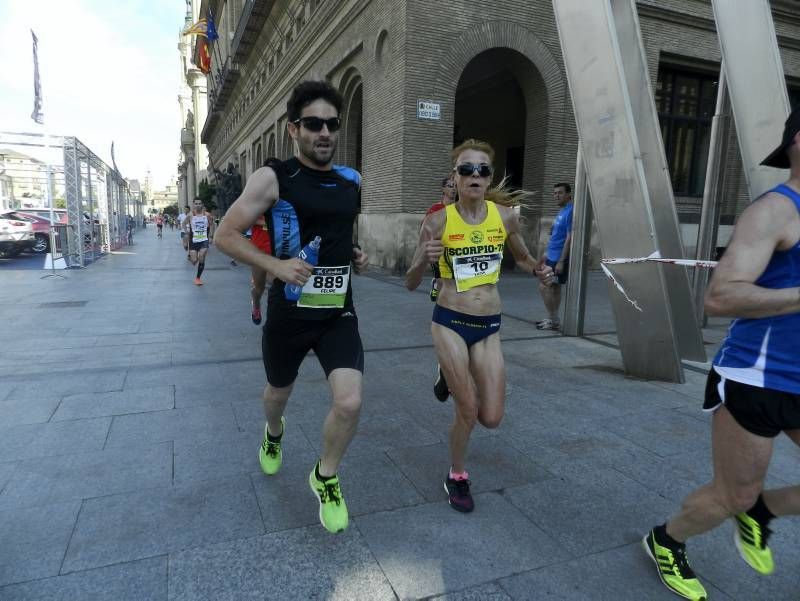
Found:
[487,235,504,243]
[445,243,503,257]
[448,233,465,241]
[470,231,484,244]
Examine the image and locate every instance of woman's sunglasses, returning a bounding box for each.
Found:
[292,117,342,133]
[454,163,493,177]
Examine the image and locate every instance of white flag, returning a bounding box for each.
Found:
[31,30,43,124]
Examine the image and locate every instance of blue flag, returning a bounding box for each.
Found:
[207,11,219,41]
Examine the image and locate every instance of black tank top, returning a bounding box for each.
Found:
[266,157,361,320]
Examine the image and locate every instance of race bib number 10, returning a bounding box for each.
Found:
[453,252,502,292]
[297,265,350,308]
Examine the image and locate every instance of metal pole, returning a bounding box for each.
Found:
[712,0,790,196]
[86,160,95,263]
[562,145,591,336]
[41,130,65,279]
[693,67,730,324]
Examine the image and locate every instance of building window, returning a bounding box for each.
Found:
[790,85,800,110]
[655,67,717,197]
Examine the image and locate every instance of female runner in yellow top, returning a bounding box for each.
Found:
[406,139,554,513]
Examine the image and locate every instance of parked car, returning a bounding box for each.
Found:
[19,208,69,225]
[4,211,58,253]
[0,214,35,258]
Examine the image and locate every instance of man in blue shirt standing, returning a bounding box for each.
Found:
[536,182,573,330]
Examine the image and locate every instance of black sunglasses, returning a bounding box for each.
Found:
[292,116,341,133]
[455,163,492,177]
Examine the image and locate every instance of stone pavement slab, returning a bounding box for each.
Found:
[3,370,127,396]
[387,436,554,502]
[0,381,15,401]
[172,429,316,487]
[502,467,673,556]
[52,386,175,421]
[600,407,712,457]
[168,525,396,601]
[0,556,167,601]
[62,475,263,573]
[0,462,18,495]
[0,396,60,427]
[0,417,111,463]
[0,441,172,510]
[355,492,570,600]
[429,583,513,601]
[103,404,239,449]
[0,501,81,586]
[497,543,732,600]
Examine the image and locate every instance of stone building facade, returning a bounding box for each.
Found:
[178,0,210,206]
[197,0,800,271]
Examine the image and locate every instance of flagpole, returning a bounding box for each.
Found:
[31,29,64,279]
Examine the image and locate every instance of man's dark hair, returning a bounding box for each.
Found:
[554,182,571,194]
[287,80,343,121]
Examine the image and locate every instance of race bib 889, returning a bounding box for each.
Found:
[297,265,350,308]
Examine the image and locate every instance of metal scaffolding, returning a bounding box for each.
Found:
[0,131,143,268]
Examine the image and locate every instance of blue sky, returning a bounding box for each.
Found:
[0,0,188,189]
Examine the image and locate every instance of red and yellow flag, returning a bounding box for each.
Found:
[197,37,211,74]
[182,18,208,37]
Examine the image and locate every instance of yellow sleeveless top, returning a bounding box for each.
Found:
[438,201,506,292]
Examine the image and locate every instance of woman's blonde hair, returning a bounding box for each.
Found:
[451,138,533,208]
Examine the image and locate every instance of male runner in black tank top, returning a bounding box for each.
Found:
[215,81,368,534]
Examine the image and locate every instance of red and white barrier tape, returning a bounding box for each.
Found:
[600,251,718,312]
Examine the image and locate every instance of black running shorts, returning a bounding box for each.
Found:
[190,240,209,251]
[262,312,364,388]
[704,369,800,438]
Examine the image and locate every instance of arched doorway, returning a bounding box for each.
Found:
[339,69,363,173]
[281,129,294,159]
[267,133,276,160]
[453,48,547,193]
[253,143,262,171]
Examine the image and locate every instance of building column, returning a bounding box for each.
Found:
[178,165,188,207]
[188,69,208,176]
[186,152,196,200]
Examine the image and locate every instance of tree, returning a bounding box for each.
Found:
[197,178,217,212]
[162,204,178,218]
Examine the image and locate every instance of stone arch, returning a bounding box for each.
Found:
[435,21,573,212]
[279,117,294,159]
[434,21,566,106]
[266,132,276,158]
[338,67,363,172]
[253,142,262,171]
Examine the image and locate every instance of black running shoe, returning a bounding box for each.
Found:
[433,365,449,402]
[444,475,474,513]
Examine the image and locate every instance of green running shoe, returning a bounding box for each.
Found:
[643,529,707,601]
[734,512,774,575]
[258,417,284,475]
[308,464,349,533]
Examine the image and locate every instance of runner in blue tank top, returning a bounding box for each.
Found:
[643,105,800,601]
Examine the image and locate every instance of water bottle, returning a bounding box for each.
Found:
[284,236,322,301]
[429,263,441,302]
